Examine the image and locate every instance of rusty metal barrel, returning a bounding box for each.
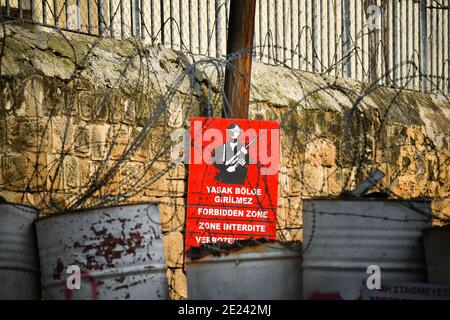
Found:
[186,242,303,299]
[302,199,432,300]
[0,203,41,300]
[36,203,168,300]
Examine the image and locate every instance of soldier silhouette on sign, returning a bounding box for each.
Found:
[213,123,252,185]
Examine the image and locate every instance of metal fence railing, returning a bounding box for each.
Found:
[1,0,449,94]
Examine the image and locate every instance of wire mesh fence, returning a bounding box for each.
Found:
[1,0,449,94]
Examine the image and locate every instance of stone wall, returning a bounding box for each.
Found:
[1,24,449,299]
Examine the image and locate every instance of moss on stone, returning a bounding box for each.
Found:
[31,49,75,80]
[97,38,135,58]
[9,26,48,50]
[306,91,325,108]
[368,87,424,126]
[0,51,22,77]
[48,35,74,58]
[48,35,92,65]
[4,36,33,56]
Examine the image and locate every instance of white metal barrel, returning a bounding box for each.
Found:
[186,242,303,299]
[36,203,168,300]
[0,203,41,300]
[302,199,432,300]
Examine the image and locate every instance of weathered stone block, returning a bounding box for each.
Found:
[79,159,100,189]
[0,81,14,115]
[46,155,65,191]
[168,97,187,128]
[391,175,427,198]
[406,125,426,146]
[111,144,131,161]
[48,34,90,63]
[290,228,303,242]
[135,99,155,127]
[92,95,111,122]
[1,152,47,191]
[276,197,289,229]
[276,228,293,242]
[387,125,408,146]
[136,163,186,195]
[289,169,305,196]
[327,167,344,195]
[164,163,187,180]
[115,98,136,125]
[0,49,22,77]
[278,167,289,198]
[51,116,76,153]
[144,179,186,198]
[163,232,184,269]
[7,116,50,151]
[166,268,187,300]
[340,167,357,191]
[64,156,80,189]
[159,197,186,233]
[305,138,336,167]
[75,126,91,156]
[108,124,131,160]
[43,192,74,213]
[277,196,302,229]
[77,91,94,121]
[10,76,45,117]
[3,37,32,60]
[427,181,440,198]
[276,210,288,230]
[140,126,176,161]
[122,126,142,161]
[0,119,5,153]
[41,79,69,116]
[110,124,132,145]
[432,199,450,226]
[120,161,145,188]
[0,190,26,204]
[90,124,109,160]
[31,49,75,80]
[300,164,326,195]
[287,196,302,227]
[0,156,4,187]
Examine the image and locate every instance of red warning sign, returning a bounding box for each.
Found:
[186,117,280,251]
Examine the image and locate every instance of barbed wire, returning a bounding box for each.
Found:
[2,1,450,91]
[0,21,448,215]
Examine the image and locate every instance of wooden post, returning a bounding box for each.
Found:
[223,0,256,119]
